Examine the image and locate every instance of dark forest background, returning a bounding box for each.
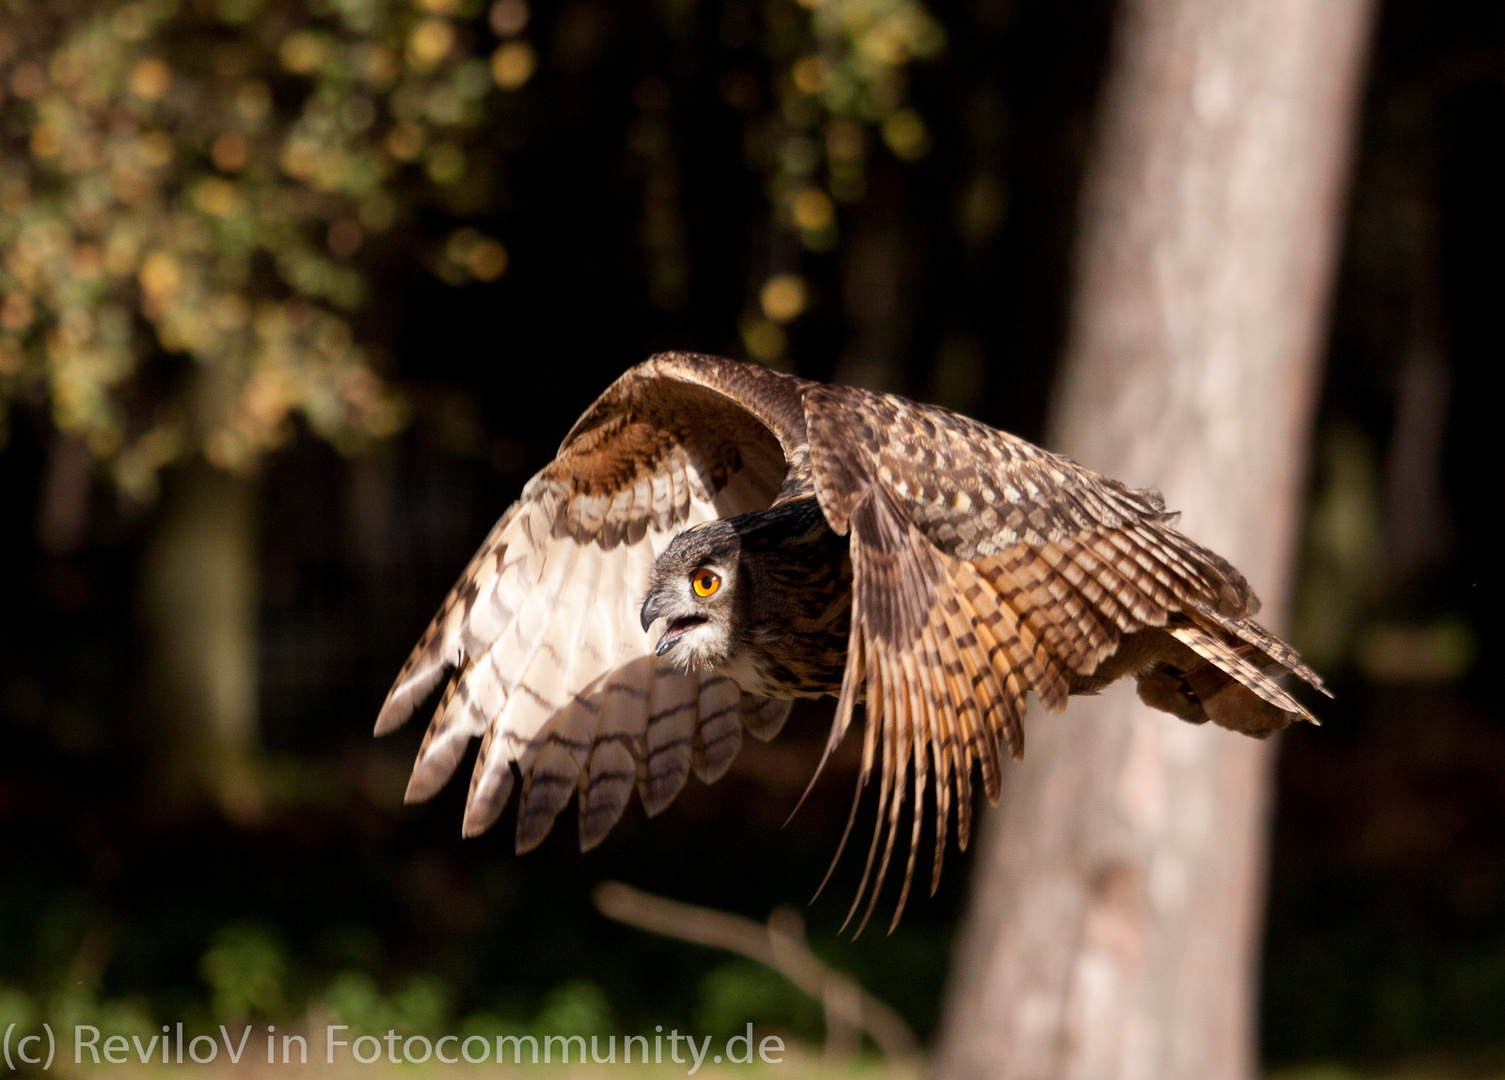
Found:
[1,0,1502,1072]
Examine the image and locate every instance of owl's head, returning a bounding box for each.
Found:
[640,521,744,670]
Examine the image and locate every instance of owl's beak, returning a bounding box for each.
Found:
[639,591,662,633]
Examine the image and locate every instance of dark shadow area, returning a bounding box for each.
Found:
[1263,0,1505,1069]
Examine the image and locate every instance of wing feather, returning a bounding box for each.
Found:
[379,354,812,851]
[509,542,606,852]
[381,356,1327,929]
[800,381,1325,926]
[843,635,904,936]
[577,684,638,851]
[691,674,744,784]
[930,587,996,851]
[462,724,515,838]
[739,694,793,741]
[897,624,948,925]
[639,662,700,817]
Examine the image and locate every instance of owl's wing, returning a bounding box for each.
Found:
[802,384,1328,932]
[377,353,811,852]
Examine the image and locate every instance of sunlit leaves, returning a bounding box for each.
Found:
[747,0,942,359]
[778,0,944,224]
[0,0,519,497]
[0,0,942,478]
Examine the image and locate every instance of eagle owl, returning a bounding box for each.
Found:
[377,353,1325,929]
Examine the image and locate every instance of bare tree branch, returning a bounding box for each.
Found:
[594,881,918,1063]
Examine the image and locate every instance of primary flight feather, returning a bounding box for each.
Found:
[376,353,1326,930]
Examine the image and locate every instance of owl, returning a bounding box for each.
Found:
[377,353,1325,931]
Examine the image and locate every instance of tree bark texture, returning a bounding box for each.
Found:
[932,2,1373,1079]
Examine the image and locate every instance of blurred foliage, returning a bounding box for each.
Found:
[199,922,287,1019]
[1291,423,1386,671]
[0,982,39,1032]
[748,0,943,238]
[695,960,822,1045]
[0,936,832,1056]
[322,970,453,1035]
[528,979,616,1038]
[0,0,942,496]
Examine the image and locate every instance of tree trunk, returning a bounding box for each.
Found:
[140,463,264,823]
[932,2,1373,1079]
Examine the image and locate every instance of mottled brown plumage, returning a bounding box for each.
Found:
[376,353,1327,929]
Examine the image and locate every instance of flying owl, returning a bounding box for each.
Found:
[377,353,1325,930]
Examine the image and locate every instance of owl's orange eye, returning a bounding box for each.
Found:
[692,569,721,598]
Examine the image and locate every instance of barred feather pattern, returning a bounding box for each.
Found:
[376,356,802,853]
[801,383,1329,932]
[378,354,1326,929]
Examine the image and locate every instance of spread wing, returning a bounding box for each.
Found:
[376,353,811,852]
[802,384,1328,933]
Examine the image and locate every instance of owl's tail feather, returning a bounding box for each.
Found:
[1117,615,1329,738]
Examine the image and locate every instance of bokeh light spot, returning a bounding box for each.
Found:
[235,82,272,124]
[408,20,455,69]
[212,133,250,172]
[1,294,35,333]
[469,239,508,281]
[792,189,835,232]
[384,122,425,162]
[112,4,150,41]
[490,0,529,37]
[193,178,243,217]
[139,130,175,168]
[759,274,808,323]
[138,251,181,302]
[280,32,331,75]
[791,55,827,96]
[882,109,930,161]
[491,42,536,89]
[425,143,465,184]
[741,317,786,361]
[129,58,171,101]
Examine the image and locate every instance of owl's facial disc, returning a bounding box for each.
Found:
[641,562,730,662]
[654,608,708,656]
[641,524,740,668]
